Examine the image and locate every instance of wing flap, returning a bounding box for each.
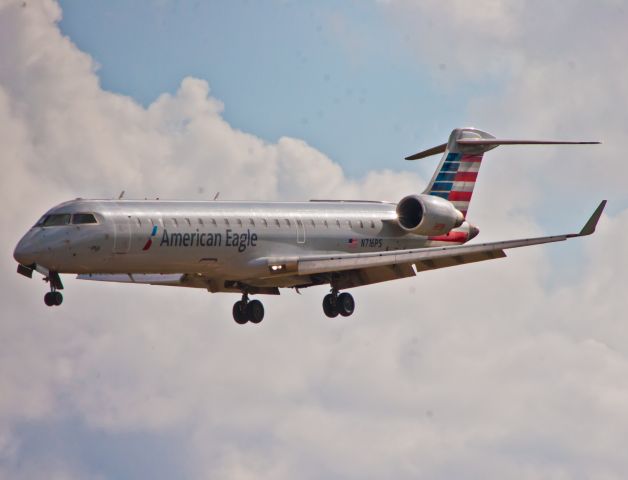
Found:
[334,263,416,289]
[414,249,506,272]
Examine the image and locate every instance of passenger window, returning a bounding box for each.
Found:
[261,219,268,227]
[324,220,329,228]
[198,218,204,226]
[359,220,364,229]
[249,218,255,226]
[211,218,217,226]
[185,218,191,226]
[136,217,142,227]
[285,219,291,227]
[72,213,97,225]
[310,219,315,227]
[336,220,341,228]
[43,214,71,226]
[274,219,280,227]
[172,218,178,227]
[236,218,243,226]
[370,220,375,228]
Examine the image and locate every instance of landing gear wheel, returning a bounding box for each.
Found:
[52,291,63,306]
[232,300,248,324]
[337,292,354,317]
[246,300,265,324]
[44,292,55,307]
[322,294,339,318]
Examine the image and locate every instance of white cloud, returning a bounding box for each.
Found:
[0,0,627,479]
[383,0,628,208]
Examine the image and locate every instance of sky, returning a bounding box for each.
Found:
[57,0,473,178]
[1,0,628,479]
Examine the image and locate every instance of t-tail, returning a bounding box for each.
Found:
[406,127,600,218]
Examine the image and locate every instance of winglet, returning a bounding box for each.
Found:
[577,200,607,236]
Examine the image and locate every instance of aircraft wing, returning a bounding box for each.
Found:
[267,201,606,287]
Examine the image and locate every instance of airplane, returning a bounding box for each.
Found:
[13,127,605,324]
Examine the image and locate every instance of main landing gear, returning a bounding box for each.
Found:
[322,289,355,318]
[232,293,265,325]
[231,288,355,323]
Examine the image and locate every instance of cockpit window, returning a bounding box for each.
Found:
[42,214,71,226]
[72,213,97,224]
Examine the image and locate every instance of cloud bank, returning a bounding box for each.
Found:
[1,1,626,479]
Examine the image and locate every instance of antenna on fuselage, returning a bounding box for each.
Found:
[118,190,125,200]
[213,192,220,200]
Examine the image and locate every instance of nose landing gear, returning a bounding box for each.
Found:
[43,271,64,307]
[232,293,265,325]
[44,289,63,306]
[322,289,355,318]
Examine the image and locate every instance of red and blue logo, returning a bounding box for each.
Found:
[142,225,158,251]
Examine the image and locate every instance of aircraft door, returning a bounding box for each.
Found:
[296,219,306,244]
[113,215,132,254]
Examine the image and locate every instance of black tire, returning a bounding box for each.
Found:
[44,292,55,307]
[322,294,339,318]
[232,300,248,324]
[337,292,355,317]
[53,291,63,306]
[246,300,264,324]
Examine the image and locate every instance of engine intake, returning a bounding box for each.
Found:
[396,194,464,236]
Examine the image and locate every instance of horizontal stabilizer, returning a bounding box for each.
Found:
[457,139,600,146]
[406,127,601,160]
[405,143,447,160]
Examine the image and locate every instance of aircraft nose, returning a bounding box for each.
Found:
[468,225,480,240]
[13,232,40,266]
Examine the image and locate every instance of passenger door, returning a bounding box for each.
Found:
[113,215,132,254]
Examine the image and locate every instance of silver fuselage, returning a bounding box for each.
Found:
[14,199,472,289]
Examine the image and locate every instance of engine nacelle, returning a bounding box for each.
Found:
[396,194,464,236]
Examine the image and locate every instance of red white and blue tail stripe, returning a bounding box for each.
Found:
[427,152,483,217]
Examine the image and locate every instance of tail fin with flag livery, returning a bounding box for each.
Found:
[405,127,600,218]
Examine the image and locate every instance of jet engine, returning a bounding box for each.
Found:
[396,194,464,236]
